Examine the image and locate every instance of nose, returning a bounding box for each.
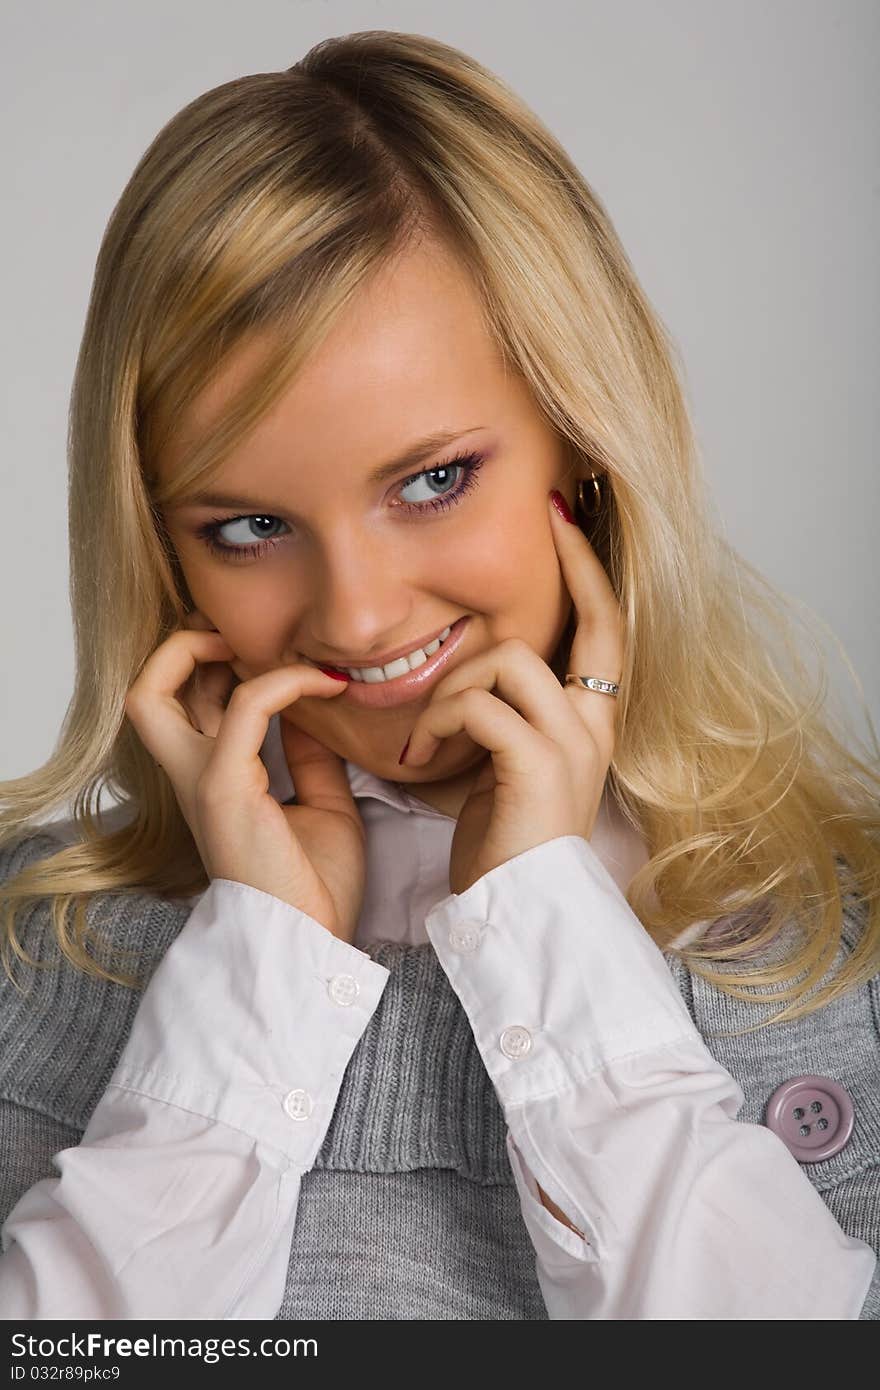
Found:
[301,528,416,662]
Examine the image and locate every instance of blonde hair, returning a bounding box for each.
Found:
[2,30,878,1034]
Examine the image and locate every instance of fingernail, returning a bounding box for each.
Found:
[398,735,411,765]
[316,665,349,681]
[550,489,576,524]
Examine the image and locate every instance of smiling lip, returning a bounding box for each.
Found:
[323,616,471,708]
[310,620,456,672]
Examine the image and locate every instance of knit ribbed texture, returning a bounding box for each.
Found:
[290,939,548,1318]
[663,899,880,1191]
[312,941,511,1182]
[279,1170,546,1319]
[0,834,192,1130]
[1,832,878,1319]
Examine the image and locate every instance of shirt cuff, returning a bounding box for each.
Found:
[102,878,390,1168]
[424,834,702,1108]
[505,1129,593,1266]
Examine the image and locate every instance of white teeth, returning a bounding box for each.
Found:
[342,624,453,683]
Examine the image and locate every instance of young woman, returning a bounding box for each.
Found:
[1,30,878,1320]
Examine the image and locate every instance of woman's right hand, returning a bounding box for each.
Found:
[123,612,365,945]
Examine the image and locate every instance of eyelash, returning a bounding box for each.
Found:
[194,449,486,563]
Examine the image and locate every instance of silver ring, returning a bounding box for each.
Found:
[565,675,620,697]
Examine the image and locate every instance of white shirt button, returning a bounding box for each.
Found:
[327,972,360,1006]
[283,1088,314,1121]
[500,1025,533,1059]
[449,922,482,953]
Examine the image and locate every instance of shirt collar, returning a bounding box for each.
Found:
[262,714,456,820]
[343,760,456,820]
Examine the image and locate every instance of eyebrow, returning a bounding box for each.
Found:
[170,426,488,512]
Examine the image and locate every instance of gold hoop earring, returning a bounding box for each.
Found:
[576,472,603,518]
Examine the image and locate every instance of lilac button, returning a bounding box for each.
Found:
[764,1075,855,1162]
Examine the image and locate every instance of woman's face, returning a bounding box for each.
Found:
[158,237,578,804]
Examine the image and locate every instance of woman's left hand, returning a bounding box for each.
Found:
[401,491,626,895]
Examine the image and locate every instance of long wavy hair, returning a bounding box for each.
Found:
[2,30,878,1033]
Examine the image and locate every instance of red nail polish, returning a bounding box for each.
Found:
[398,735,411,765]
[550,489,576,524]
[316,665,349,681]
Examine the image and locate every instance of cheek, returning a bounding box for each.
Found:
[476,513,569,649]
[434,518,530,610]
[187,574,296,662]
[455,502,560,610]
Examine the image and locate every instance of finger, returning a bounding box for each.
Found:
[202,665,349,796]
[186,660,238,738]
[183,612,314,738]
[547,491,623,668]
[403,687,576,841]
[408,638,586,765]
[182,610,256,685]
[547,493,624,745]
[125,630,237,769]
[176,610,240,734]
[278,718,361,818]
[404,686,544,785]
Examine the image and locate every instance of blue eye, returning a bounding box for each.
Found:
[396,452,483,511]
[195,449,486,563]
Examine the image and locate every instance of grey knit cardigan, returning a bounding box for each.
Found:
[1,831,879,1319]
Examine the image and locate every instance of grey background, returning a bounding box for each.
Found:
[2,0,878,812]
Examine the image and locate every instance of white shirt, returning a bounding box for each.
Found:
[0,715,875,1319]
